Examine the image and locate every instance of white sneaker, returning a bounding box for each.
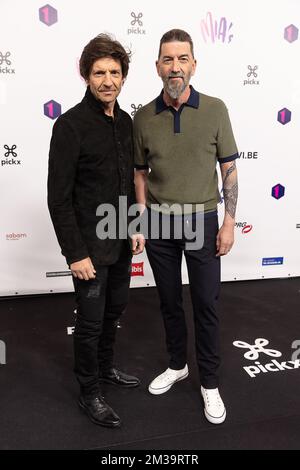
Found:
[201,386,226,424]
[148,365,189,395]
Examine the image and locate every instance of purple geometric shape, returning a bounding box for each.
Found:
[44,100,61,119]
[284,24,299,43]
[271,184,285,200]
[277,108,291,125]
[39,4,58,26]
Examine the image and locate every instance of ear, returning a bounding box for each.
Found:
[156,60,161,77]
[191,59,197,76]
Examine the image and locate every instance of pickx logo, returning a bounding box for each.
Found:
[0,52,15,74]
[243,65,259,86]
[131,262,144,276]
[233,338,300,378]
[128,12,145,35]
[235,222,253,234]
[130,104,142,117]
[233,338,282,361]
[2,145,21,166]
[200,12,233,44]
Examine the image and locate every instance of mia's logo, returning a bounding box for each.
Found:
[2,145,20,166]
[233,338,282,361]
[130,104,142,117]
[128,12,145,35]
[0,52,15,74]
[244,65,259,86]
[200,12,233,43]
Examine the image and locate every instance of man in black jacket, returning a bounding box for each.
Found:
[48,34,145,428]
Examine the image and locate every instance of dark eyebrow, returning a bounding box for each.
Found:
[162,54,190,60]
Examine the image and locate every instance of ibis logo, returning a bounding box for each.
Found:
[131,262,144,276]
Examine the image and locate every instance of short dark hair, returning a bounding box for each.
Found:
[79,33,131,80]
[158,29,194,59]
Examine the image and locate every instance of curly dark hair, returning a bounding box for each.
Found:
[79,33,131,80]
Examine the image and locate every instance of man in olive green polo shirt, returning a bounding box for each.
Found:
[134,29,238,424]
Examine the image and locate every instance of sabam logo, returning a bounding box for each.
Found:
[201,12,233,44]
[233,338,300,378]
[128,12,145,35]
[131,104,142,117]
[244,65,259,86]
[0,340,6,365]
[0,52,15,74]
[235,222,253,234]
[6,233,27,241]
[238,151,258,159]
[131,262,144,276]
[262,257,284,266]
[2,145,20,166]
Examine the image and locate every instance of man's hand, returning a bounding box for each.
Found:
[131,233,146,255]
[216,224,234,257]
[70,257,96,280]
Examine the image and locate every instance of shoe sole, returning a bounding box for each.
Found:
[203,408,226,425]
[148,371,189,395]
[99,378,141,388]
[78,399,121,428]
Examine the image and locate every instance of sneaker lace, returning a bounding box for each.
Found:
[204,388,222,406]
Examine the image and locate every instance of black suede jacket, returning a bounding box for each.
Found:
[47,87,135,266]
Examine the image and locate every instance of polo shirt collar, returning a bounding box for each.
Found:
[155,85,199,114]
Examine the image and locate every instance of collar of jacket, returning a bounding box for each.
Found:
[83,86,120,120]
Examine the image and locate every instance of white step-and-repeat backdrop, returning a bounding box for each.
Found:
[0,0,299,295]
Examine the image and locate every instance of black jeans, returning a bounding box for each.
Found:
[72,243,132,397]
[146,213,221,389]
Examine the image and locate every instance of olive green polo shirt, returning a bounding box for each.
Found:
[133,86,238,213]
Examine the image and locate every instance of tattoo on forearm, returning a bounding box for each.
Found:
[222,161,238,219]
[223,183,238,219]
[223,161,236,185]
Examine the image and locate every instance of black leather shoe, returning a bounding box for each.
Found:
[99,368,140,388]
[78,394,121,428]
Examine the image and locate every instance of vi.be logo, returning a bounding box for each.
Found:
[233,338,300,378]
